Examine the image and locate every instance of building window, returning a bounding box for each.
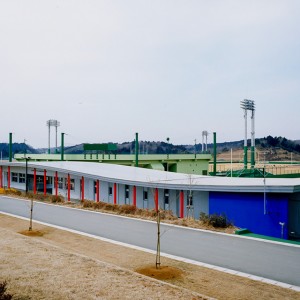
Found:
[164,189,170,210]
[187,191,193,206]
[70,179,75,190]
[124,185,130,204]
[125,185,129,199]
[58,177,64,189]
[46,176,52,184]
[108,186,113,196]
[164,189,169,205]
[64,178,75,190]
[12,172,18,182]
[19,173,25,183]
[143,189,148,201]
[94,181,97,194]
[143,188,148,209]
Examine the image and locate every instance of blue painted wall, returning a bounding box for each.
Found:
[209,192,289,239]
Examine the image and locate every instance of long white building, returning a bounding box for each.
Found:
[1,161,300,240]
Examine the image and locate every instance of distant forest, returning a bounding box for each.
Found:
[257,136,300,152]
[0,136,299,159]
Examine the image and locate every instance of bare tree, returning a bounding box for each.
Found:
[147,180,161,269]
[29,197,33,231]
[156,207,161,269]
[186,174,194,219]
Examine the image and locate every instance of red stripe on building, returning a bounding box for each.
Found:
[114,183,117,205]
[155,188,159,212]
[96,180,100,202]
[67,174,71,201]
[33,169,37,194]
[180,190,184,218]
[44,169,47,196]
[133,186,137,207]
[8,166,10,189]
[55,171,58,196]
[81,176,84,201]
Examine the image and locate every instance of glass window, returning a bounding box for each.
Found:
[143,188,148,209]
[12,172,18,182]
[143,188,148,201]
[46,176,52,184]
[143,191,148,200]
[187,191,193,206]
[19,173,25,183]
[58,177,64,189]
[125,185,129,199]
[164,189,169,204]
[108,186,113,196]
[64,178,75,190]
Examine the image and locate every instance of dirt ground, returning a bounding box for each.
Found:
[212,148,300,174]
[1,214,300,300]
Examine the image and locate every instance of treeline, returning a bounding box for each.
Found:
[257,136,300,153]
[115,141,191,155]
[0,136,299,158]
[0,143,39,159]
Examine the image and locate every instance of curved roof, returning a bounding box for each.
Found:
[2,161,300,193]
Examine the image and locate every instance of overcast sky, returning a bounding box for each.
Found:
[0,0,299,148]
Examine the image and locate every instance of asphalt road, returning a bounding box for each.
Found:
[1,196,300,287]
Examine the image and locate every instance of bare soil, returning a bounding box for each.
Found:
[19,229,44,237]
[136,266,183,280]
[0,214,300,300]
[216,148,300,162]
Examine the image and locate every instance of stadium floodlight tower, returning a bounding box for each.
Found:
[240,99,255,169]
[46,119,60,154]
[202,130,209,152]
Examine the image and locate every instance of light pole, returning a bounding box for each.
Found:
[24,156,31,193]
[23,155,33,231]
[24,139,27,157]
[263,166,266,215]
[61,132,65,161]
[166,137,170,172]
[230,148,233,177]
[46,119,60,154]
[240,99,255,169]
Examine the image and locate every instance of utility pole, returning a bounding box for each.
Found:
[213,132,217,176]
[61,133,65,161]
[135,132,139,167]
[166,137,170,171]
[24,139,27,157]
